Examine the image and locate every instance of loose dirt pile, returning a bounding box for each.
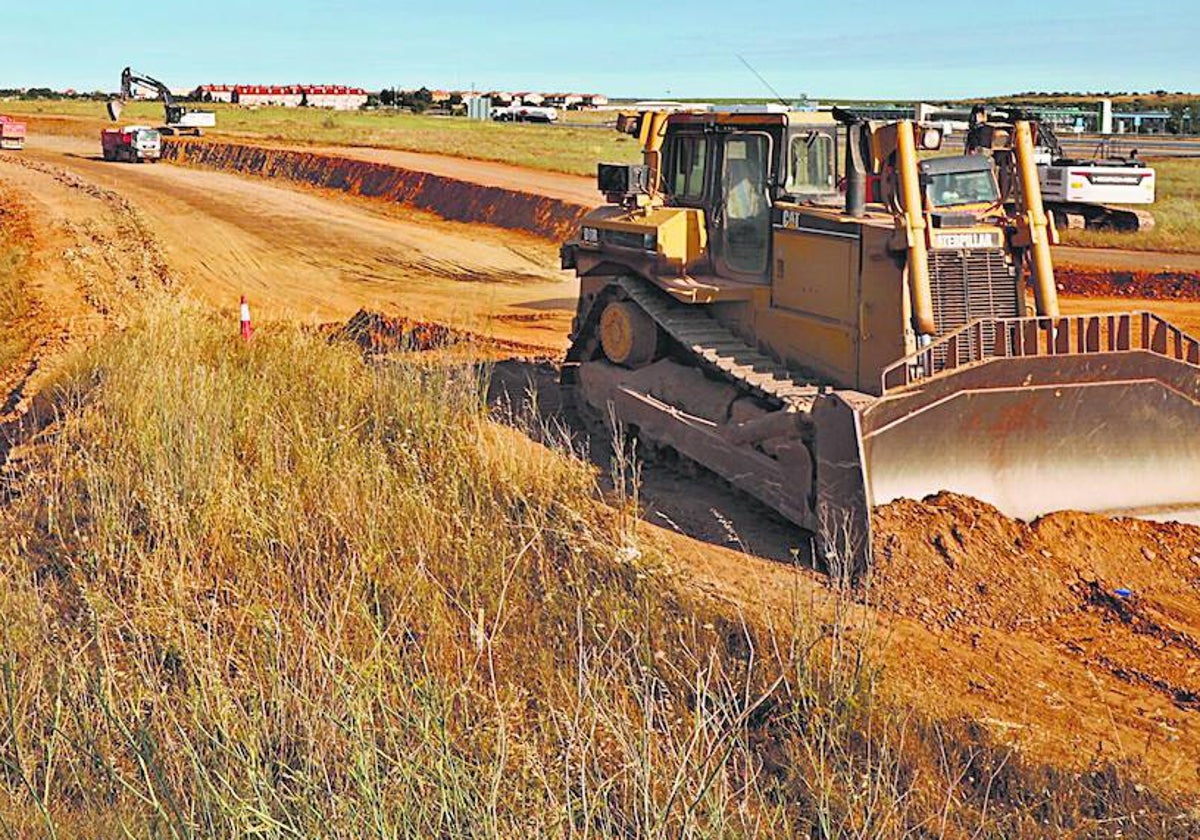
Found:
[1057,265,1200,301]
[872,493,1200,712]
[161,139,591,242]
[334,309,550,358]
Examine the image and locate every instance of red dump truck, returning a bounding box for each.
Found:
[100,125,162,163]
[0,115,26,151]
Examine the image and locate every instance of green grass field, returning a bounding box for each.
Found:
[6,98,1198,251]
[1057,157,1200,252]
[3,99,641,176]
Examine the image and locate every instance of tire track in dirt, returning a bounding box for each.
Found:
[22,134,576,348]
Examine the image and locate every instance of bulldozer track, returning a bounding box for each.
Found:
[611,276,821,411]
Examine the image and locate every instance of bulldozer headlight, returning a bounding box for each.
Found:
[581,226,600,245]
[920,126,944,151]
[642,232,657,252]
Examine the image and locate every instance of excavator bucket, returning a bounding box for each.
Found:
[106,99,123,122]
[817,312,1200,574]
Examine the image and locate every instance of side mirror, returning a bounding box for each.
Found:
[615,113,642,136]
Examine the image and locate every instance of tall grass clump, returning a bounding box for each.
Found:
[0,295,783,837]
[0,295,1194,837]
[0,195,34,370]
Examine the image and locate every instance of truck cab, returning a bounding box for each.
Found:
[101,125,162,163]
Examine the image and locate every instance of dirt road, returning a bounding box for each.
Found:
[16,134,577,352]
[3,131,1199,792]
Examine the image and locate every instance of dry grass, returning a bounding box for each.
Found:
[0,291,1190,837]
[0,192,33,370]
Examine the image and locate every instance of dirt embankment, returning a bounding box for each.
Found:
[160,139,591,242]
[1057,265,1200,301]
[332,309,552,359]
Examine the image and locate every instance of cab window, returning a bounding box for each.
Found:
[667,135,708,201]
[785,132,835,196]
[928,170,999,207]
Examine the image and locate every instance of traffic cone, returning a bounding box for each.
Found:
[239,295,253,341]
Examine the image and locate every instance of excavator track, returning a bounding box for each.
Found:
[606,276,821,410]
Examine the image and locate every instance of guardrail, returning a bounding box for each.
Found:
[882,312,1200,391]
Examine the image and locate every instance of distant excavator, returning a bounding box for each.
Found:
[106,67,216,136]
[966,105,1155,232]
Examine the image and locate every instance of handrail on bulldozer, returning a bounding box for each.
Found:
[882,311,1200,391]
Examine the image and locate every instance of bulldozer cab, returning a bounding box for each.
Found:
[659,114,839,281]
[919,155,1000,212]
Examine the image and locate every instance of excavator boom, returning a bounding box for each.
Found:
[106,66,215,135]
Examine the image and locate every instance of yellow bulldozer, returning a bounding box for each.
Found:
[559,106,1200,573]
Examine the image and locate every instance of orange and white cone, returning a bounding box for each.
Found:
[239,295,253,341]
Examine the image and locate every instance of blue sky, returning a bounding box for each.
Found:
[3,0,1198,99]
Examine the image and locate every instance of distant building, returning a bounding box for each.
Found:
[299,85,369,110]
[194,83,368,110]
[545,93,584,110]
[195,84,235,103]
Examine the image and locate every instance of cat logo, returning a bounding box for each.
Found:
[780,209,804,230]
[932,231,1002,250]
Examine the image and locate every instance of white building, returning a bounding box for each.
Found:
[301,85,369,110]
[198,84,369,110]
[195,84,235,103]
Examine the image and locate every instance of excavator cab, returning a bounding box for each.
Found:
[562,108,1200,574]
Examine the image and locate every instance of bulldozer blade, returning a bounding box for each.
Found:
[814,348,1200,577]
[861,350,1200,524]
[106,99,122,122]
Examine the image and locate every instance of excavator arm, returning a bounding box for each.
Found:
[107,67,183,125]
[106,67,214,135]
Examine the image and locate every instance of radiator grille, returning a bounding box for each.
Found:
[928,248,1018,370]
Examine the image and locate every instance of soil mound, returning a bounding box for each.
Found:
[334,309,548,358]
[871,493,1200,710]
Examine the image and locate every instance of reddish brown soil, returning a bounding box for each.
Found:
[1057,265,1200,301]
[160,138,591,242]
